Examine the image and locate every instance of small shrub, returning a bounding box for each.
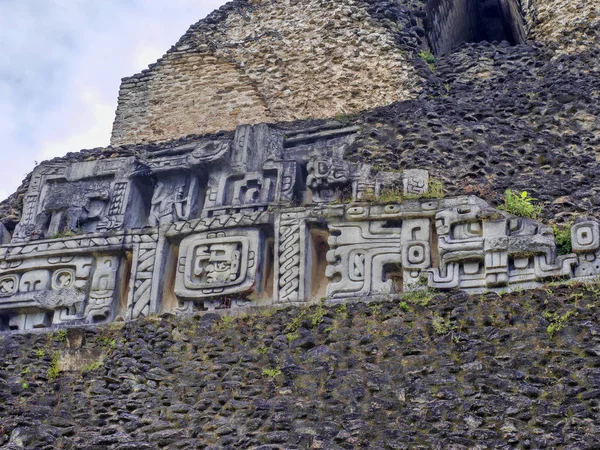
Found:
[544,310,576,338]
[47,352,61,380]
[96,336,117,348]
[401,276,437,306]
[311,303,327,327]
[53,330,67,342]
[286,331,301,342]
[376,187,404,203]
[553,222,572,255]
[499,190,543,219]
[215,315,236,331]
[34,349,45,359]
[81,361,103,372]
[257,346,268,355]
[335,303,348,315]
[418,50,435,65]
[404,178,445,200]
[432,315,456,335]
[262,367,282,379]
[427,179,445,199]
[399,301,412,312]
[335,111,353,124]
[285,308,307,333]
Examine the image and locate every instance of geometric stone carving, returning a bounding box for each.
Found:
[175,229,260,301]
[2,122,600,330]
[403,169,429,196]
[571,220,600,253]
[0,254,122,330]
[149,175,200,226]
[275,212,308,303]
[86,255,121,322]
[326,221,402,299]
[402,218,431,288]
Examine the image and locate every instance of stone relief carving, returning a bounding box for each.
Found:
[174,229,261,313]
[149,175,199,226]
[1,122,598,330]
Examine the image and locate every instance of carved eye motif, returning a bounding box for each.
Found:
[51,269,75,290]
[347,206,365,217]
[383,204,401,214]
[0,275,19,297]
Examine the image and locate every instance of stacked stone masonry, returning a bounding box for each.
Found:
[109,0,597,147]
[2,122,600,331]
[110,0,422,145]
[521,0,600,53]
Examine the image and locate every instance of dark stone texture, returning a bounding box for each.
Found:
[0,285,599,449]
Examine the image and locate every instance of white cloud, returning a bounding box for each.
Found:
[0,0,229,201]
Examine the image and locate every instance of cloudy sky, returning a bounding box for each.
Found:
[0,0,228,201]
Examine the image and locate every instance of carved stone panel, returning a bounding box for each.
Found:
[403,169,429,196]
[0,254,122,330]
[571,221,600,253]
[175,229,260,301]
[149,175,201,226]
[326,221,402,298]
[401,218,432,287]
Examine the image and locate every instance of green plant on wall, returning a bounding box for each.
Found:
[418,50,436,71]
[543,310,576,338]
[403,178,445,200]
[553,222,573,255]
[499,190,543,219]
[262,367,282,379]
[47,352,61,380]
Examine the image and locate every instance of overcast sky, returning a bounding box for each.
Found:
[0,0,228,201]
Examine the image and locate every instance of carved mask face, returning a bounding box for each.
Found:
[194,243,241,284]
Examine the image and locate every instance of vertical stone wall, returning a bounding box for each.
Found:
[111,45,271,146]
[111,0,422,146]
[426,0,527,55]
[426,0,480,55]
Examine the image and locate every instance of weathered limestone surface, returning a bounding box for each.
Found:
[522,0,600,53]
[110,0,423,146]
[0,1,598,447]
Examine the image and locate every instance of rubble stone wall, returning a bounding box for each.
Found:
[110,0,422,146]
[521,0,600,53]
[1,286,599,449]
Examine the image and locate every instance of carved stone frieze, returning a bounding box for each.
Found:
[2,122,599,330]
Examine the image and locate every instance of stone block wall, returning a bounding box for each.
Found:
[111,48,271,146]
[521,0,600,53]
[110,0,422,146]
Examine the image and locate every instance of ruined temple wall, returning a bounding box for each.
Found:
[110,0,422,146]
[110,47,271,146]
[521,0,600,53]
